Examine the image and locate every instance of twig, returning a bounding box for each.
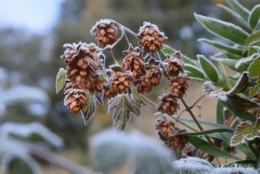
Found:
[140,94,198,132]
[181,98,214,145]
[29,146,96,174]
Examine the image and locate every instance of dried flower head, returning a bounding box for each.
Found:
[164,52,184,77]
[90,19,118,48]
[103,83,117,99]
[158,93,180,116]
[168,74,190,98]
[122,45,145,78]
[134,76,152,93]
[155,116,175,137]
[109,71,134,95]
[168,129,188,151]
[61,42,102,91]
[145,58,161,87]
[64,89,87,113]
[137,22,167,52]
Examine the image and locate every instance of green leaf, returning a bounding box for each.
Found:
[184,128,233,136]
[218,62,230,89]
[194,13,249,45]
[226,0,250,22]
[55,68,67,93]
[249,5,260,30]
[228,159,257,166]
[235,56,254,70]
[81,91,96,125]
[207,132,233,142]
[236,144,257,159]
[230,117,260,146]
[218,99,256,122]
[174,116,231,129]
[245,139,260,162]
[184,64,205,80]
[198,38,243,56]
[213,58,247,72]
[217,4,250,28]
[226,95,258,113]
[248,56,260,77]
[244,31,260,52]
[250,76,260,97]
[108,94,141,130]
[197,55,219,83]
[216,100,225,124]
[8,158,34,174]
[188,135,240,160]
[227,72,248,96]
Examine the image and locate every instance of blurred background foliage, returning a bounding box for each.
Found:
[0,0,259,173]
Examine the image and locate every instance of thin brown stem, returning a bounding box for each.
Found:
[181,98,214,145]
[140,94,198,132]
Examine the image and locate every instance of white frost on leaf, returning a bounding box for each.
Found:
[0,122,64,148]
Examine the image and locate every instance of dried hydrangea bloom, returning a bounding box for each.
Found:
[168,74,190,98]
[90,19,118,48]
[61,42,102,91]
[164,52,184,77]
[134,76,151,93]
[145,58,161,87]
[90,77,106,94]
[137,22,167,52]
[109,71,134,95]
[168,129,188,151]
[122,45,145,78]
[158,93,180,116]
[155,116,175,137]
[64,89,87,113]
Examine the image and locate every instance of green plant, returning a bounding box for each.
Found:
[56,0,260,173]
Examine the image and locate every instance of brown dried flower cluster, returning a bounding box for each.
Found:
[90,19,118,48]
[61,42,104,113]
[63,80,87,113]
[133,58,162,94]
[104,64,135,99]
[156,116,188,151]
[168,74,191,98]
[158,51,190,116]
[122,45,145,78]
[137,22,167,52]
[164,52,184,77]
[158,93,180,116]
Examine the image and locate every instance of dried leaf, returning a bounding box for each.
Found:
[226,72,249,96]
[55,68,67,93]
[230,118,260,146]
[94,92,104,105]
[226,95,258,113]
[81,90,96,125]
[108,94,141,131]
